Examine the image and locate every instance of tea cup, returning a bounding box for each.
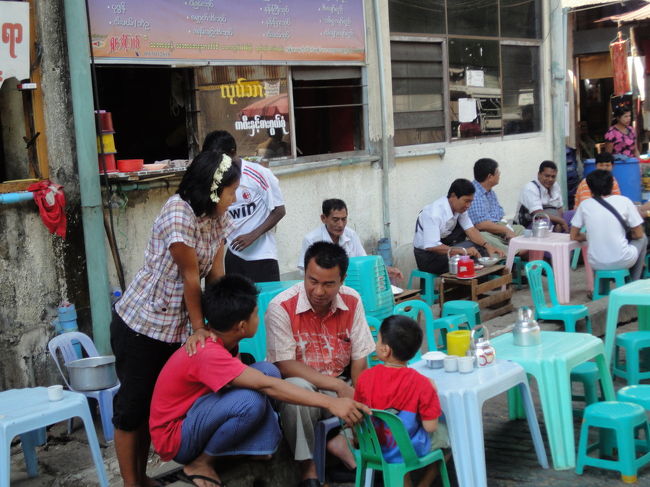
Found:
[443,355,458,372]
[48,385,63,401]
[458,356,474,374]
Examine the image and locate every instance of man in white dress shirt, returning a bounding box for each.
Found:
[414,179,504,275]
[298,199,403,282]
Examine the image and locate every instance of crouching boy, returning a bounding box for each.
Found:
[149,275,370,486]
[354,315,449,487]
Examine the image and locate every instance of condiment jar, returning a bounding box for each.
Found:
[470,324,496,367]
[447,247,466,275]
[457,254,475,278]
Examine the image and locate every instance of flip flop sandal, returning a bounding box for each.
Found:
[177,470,226,487]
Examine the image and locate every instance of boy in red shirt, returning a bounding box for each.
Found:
[150,275,370,487]
[354,315,449,487]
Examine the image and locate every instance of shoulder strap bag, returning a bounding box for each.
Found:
[592,196,633,241]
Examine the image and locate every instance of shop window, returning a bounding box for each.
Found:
[195,66,365,162]
[388,0,542,147]
[502,45,541,135]
[391,40,445,146]
[0,79,29,182]
[96,66,192,163]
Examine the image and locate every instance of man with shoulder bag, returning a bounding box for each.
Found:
[570,170,647,281]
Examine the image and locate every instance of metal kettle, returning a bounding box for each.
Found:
[513,306,541,347]
[470,324,496,367]
[532,213,551,238]
[447,247,466,274]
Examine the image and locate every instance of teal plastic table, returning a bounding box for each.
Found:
[603,279,650,367]
[492,331,615,470]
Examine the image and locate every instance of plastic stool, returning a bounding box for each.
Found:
[571,247,581,270]
[511,255,525,289]
[441,300,480,327]
[613,331,650,385]
[314,417,341,484]
[593,269,630,300]
[407,270,438,306]
[576,401,650,483]
[570,362,601,413]
[617,385,650,410]
[643,254,650,279]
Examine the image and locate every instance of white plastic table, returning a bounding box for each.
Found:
[505,233,592,303]
[411,359,548,487]
[0,387,108,487]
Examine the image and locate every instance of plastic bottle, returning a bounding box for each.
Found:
[110,287,123,305]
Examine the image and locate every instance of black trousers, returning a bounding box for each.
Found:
[414,223,484,274]
[225,249,280,283]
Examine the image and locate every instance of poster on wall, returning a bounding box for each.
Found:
[0,1,30,88]
[88,0,365,64]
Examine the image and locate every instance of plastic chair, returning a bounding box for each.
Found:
[576,401,650,483]
[0,387,108,487]
[613,331,650,385]
[48,332,120,442]
[441,300,480,328]
[353,409,450,487]
[427,315,469,353]
[525,261,592,333]
[571,247,581,270]
[593,269,630,300]
[407,269,438,306]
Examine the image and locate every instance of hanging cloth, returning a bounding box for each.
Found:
[27,180,67,239]
[610,33,630,96]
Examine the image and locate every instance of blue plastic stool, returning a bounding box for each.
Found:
[576,401,650,483]
[314,417,341,484]
[613,331,650,385]
[441,300,480,328]
[643,254,650,279]
[570,362,601,412]
[593,269,630,301]
[407,269,438,306]
[617,385,650,410]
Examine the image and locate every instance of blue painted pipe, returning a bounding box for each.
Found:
[0,192,34,204]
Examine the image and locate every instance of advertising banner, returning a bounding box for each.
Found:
[88,1,365,64]
[0,1,30,88]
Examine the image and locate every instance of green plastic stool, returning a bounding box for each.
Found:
[617,385,650,410]
[644,254,650,279]
[576,401,650,483]
[353,409,450,487]
[407,269,438,306]
[441,300,480,327]
[613,331,650,385]
[593,269,630,300]
[511,255,525,289]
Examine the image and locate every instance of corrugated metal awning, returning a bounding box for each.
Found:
[597,3,650,21]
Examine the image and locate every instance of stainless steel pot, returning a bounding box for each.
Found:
[532,213,551,238]
[66,356,118,391]
[513,306,541,347]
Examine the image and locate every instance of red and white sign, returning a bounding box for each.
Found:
[0,2,30,88]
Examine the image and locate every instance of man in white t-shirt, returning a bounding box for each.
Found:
[570,170,647,281]
[297,199,403,282]
[202,131,286,282]
[515,160,570,232]
[414,179,504,275]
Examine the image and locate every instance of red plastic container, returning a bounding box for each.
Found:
[457,255,475,278]
[98,153,117,172]
[95,110,114,133]
[117,159,144,172]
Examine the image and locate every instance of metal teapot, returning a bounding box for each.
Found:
[532,213,551,238]
[447,247,466,275]
[513,306,541,347]
[469,324,496,367]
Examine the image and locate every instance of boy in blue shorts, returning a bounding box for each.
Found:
[354,315,449,487]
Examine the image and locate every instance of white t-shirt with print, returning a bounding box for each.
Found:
[226,160,284,261]
[571,195,643,269]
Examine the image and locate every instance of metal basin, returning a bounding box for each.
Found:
[66,356,118,391]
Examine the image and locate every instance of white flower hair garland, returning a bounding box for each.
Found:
[210,154,233,203]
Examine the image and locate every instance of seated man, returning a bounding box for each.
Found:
[266,242,376,487]
[297,198,403,282]
[414,178,505,275]
[574,151,621,208]
[149,275,369,487]
[468,158,524,254]
[570,170,647,281]
[515,160,570,232]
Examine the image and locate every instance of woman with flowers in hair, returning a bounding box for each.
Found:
[110,150,240,487]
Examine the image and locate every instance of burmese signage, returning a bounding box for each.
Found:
[88,0,366,64]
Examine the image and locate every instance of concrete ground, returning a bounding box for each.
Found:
[9,265,650,486]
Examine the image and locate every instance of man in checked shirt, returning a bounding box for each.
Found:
[265,242,375,487]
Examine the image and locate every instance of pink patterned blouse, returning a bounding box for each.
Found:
[605,125,636,158]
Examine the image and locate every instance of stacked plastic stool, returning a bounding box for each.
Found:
[576,401,650,483]
[345,256,394,321]
[613,331,650,385]
[593,269,630,300]
[618,385,650,410]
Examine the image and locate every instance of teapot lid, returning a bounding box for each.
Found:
[515,306,538,327]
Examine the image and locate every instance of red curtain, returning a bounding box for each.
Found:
[610,37,630,95]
